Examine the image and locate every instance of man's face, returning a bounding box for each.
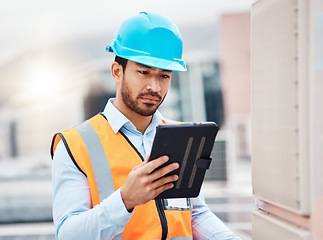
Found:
[120,61,172,116]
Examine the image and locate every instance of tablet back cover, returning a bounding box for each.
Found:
[149,122,218,199]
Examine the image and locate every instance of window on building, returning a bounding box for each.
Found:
[9,121,18,157]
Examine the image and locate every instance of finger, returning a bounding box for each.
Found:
[144,155,169,174]
[150,162,179,180]
[152,174,178,189]
[133,155,150,171]
[154,182,175,197]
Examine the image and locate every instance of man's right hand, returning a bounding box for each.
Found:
[120,155,179,211]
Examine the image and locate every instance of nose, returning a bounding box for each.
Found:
[147,76,161,92]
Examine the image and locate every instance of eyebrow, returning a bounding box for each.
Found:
[135,62,172,73]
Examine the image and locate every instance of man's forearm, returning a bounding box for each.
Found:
[55,189,132,240]
[52,141,132,240]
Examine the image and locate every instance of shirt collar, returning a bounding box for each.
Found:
[102,98,164,134]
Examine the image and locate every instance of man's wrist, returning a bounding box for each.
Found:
[120,187,134,212]
[100,188,133,229]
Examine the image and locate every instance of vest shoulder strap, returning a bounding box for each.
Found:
[50,114,114,206]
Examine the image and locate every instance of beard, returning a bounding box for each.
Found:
[120,76,166,116]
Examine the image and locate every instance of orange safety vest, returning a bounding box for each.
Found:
[51,113,193,240]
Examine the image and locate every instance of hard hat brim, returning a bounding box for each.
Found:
[106,45,187,72]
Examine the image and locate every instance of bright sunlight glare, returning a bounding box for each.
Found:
[26,63,59,98]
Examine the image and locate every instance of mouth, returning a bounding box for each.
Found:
[140,95,160,104]
[139,92,162,104]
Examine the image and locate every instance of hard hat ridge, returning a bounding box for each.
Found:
[106,12,186,72]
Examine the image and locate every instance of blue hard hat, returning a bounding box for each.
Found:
[106,12,186,72]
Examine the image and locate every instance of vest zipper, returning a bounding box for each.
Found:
[117,123,169,238]
[155,199,168,240]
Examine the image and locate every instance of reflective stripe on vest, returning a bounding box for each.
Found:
[74,120,114,201]
[51,113,193,239]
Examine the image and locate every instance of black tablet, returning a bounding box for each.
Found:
[149,122,219,199]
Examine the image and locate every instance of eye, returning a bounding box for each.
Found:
[161,74,171,79]
[138,70,149,75]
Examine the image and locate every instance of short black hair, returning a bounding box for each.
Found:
[115,56,128,72]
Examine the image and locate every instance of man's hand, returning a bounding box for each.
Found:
[120,155,179,211]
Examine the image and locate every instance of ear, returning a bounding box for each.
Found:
[111,61,123,83]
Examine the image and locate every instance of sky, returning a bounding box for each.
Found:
[0,0,253,66]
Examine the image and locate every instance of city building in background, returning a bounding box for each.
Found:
[0,11,252,239]
[0,12,251,172]
[220,12,251,159]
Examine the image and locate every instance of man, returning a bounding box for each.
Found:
[51,12,240,239]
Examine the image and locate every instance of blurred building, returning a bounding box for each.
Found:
[0,15,253,169]
[0,22,224,158]
[219,12,251,159]
[0,12,252,173]
[0,12,252,224]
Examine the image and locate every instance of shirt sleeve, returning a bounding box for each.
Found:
[52,140,133,240]
[191,193,241,240]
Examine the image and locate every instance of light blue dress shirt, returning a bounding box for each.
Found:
[52,98,240,240]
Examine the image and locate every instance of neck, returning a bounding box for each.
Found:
[113,99,153,134]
